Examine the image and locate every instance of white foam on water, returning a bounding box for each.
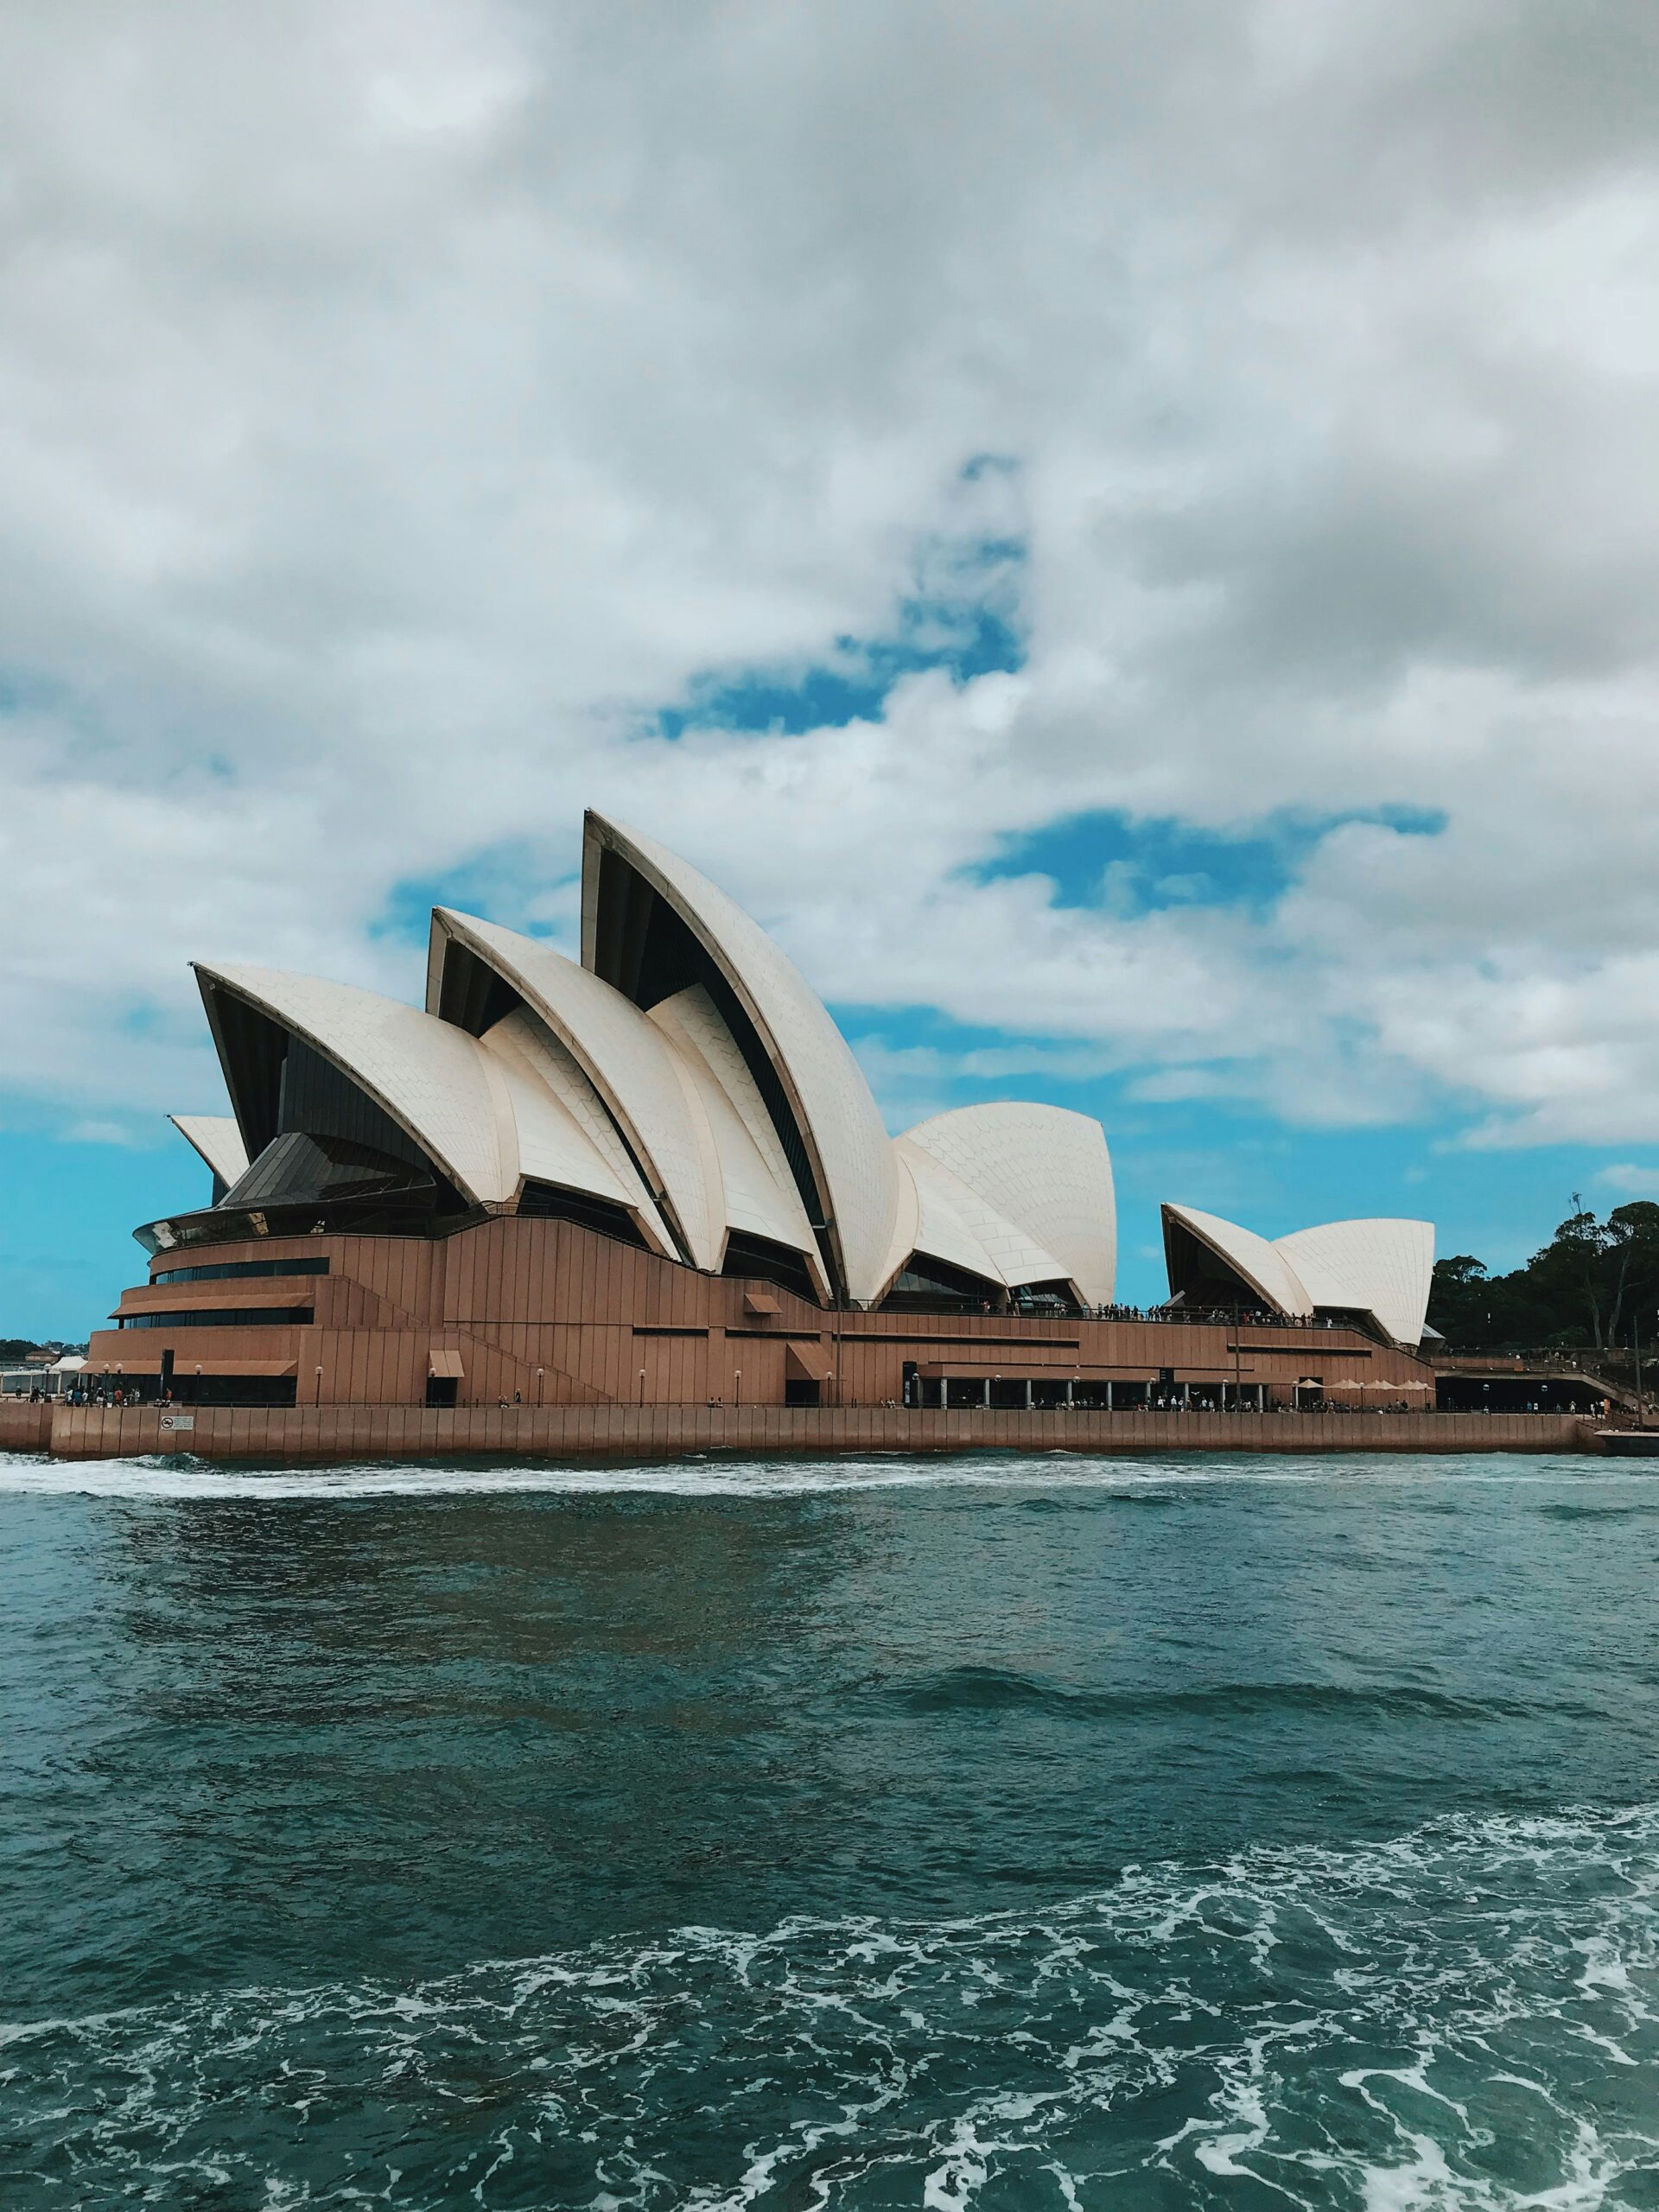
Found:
[0,1446,1630,1503]
[4,1802,1657,2209]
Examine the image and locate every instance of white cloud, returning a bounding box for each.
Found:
[1599,1165,1659,1198]
[61,1118,148,1149]
[2,1,1658,1150]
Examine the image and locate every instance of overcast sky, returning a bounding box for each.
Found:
[4,0,1659,1333]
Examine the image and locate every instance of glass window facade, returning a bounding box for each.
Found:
[151,1258,330,1285]
[118,1307,315,1330]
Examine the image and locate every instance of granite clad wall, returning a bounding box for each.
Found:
[86,1216,1440,1414]
[44,1404,1594,1463]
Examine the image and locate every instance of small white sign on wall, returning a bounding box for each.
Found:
[159,1413,195,1434]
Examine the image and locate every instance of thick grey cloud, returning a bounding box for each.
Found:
[1,0,1656,1147]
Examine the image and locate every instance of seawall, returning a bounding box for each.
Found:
[0,1401,53,1452]
[35,1403,1599,1462]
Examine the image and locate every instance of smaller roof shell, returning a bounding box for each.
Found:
[1274,1218,1435,1348]
[903,1104,1116,1306]
[476,1009,673,1252]
[196,964,518,1208]
[429,910,721,1270]
[893,1139,1073,1295]
[168,1114,249,1189]
[647,986,830,1294]
[1161,1204,1314,1319]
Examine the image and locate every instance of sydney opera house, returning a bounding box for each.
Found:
[86,812,1440,1415]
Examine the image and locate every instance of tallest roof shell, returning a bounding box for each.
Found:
[581,812,901,1304]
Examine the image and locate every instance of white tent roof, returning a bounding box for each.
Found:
[476,1009,673,1253]
[893,1140,1073,1295]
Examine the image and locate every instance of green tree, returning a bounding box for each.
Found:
[1426,1197,1659,1351]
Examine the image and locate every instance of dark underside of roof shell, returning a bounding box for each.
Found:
[1162,1211,1273,1313]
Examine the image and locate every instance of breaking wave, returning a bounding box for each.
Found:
[5,1802,1657,2209]
[0,1447,1626,1503]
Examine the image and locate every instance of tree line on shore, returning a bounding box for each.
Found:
[1429,1198,1659,1351]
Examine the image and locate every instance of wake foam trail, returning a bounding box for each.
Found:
[0,1447,1617,1502]
[4,1802,1657,2209]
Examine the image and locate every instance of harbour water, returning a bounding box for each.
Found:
[3,1451,1657,2208]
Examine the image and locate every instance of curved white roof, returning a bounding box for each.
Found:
[1161,1203,1313,1319]
[893,1138,1071,1294]
[904,1103,1117,1306]
[168,1114,249,1189]
[583,814,901,1305]
[430,910,721,1269]
[196,964,518,1207]
[648,987,830,1294]
[1274,1218,1435,1347]
[477,1008,674,1254]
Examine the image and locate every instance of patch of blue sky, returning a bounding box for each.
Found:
[374,849,578,952]
[974,804,1447,918]
[658,530,1026,741]
[835,1003,1615,1305]
[0,1125,207,1341]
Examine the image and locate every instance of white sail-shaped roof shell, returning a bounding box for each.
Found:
[196,964,518,1208]
[184,818,1124,1320]
[168,1114,248,1188]
[1162,1203,1314,1319]
[902,1103,1117,1307]
[892,1139,1073,1294]
[475,1008,674,1253]
[1161,1204,1435,1345]
[648,986,830,1295]
[429,909,721,1269]
[583,814,901,1305]
[1274,1219,1434,1348]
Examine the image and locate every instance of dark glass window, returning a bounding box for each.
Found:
[204,1017,467,1237]
[207,991,289,1157]
[277,1040,429,1165]
[1009,1279,1082,1317]
[223,1132,431,1211]
[880,1251,1001,1314]
[120,1307,315,1329]
[517,1182,645,1246]
[151,1258,330,1285]
[172,1376,299,1408]
[721,1233,819,1304]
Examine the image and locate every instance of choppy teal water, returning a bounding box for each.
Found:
[3,1452,1658,2209]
